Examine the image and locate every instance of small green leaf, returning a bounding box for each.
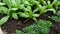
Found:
[27,6,31,11]
[11,8,18,10]
[17,12,29,18]
[12,13,18,20]
[0,16,9,25]
[16,30,22,34]
[19,4,24,9]
[11,0,18,7]
[0,2,5,5]
[33,14,39,17]
[47,1,52,9]
[46,9,56,14]
[51,16,60,22]
[29,11,33,18]
[32,18,37,22]
[3,0,12,8]
[24,1,30,5]
[20,13,29,18]
[0,6,8,14]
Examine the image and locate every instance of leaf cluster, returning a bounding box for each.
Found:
[51,11,60,22]
[16,20,52,34]
[0,0,59,25]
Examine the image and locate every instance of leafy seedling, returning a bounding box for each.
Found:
[51,11,60,22]
[0,16,9,25]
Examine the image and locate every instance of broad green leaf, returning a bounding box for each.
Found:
[0,16,9,25]
[0,2,5,5]
[20,13,29,18]
[46,9,56,14]
[3,0,12,8]
[32,18,37,22]
[17,12,29,18]
[0,6,8,14]
[11,8,18,10]
[33,8,39,13]
[12,13,18,20]
[19,4,24,9]
[24,1,30,5]
[23,7,29,11]
[33,14,39,17]
[11,0,18,7]
[15,0,21,7]
[27,6,31,11]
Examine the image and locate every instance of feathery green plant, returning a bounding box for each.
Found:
[51,11,60,22]
[16,20,52,34]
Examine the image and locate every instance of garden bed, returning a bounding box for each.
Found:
[0,0,60,34]
[1,12,60,34]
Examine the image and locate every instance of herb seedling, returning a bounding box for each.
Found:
[16,20,52,34]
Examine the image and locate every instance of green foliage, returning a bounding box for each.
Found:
[51,11,60,22]
[0,6,8,14]
[16,20,52,34]
[0,0,59,25]
[0,2,5,5]
[0,16,9,25]
[12,13,18,20]
[52,0,60,10]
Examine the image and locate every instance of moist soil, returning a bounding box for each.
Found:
[0,12,60,34]
[50,22,60,34]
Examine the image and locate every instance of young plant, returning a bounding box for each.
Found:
[47,1,52,9]
[0,0,59,25]
[51,11,60,22]
[52,0,60,10]
[16,20,52,34]
[0,16,9,25]
[17,6,39,22]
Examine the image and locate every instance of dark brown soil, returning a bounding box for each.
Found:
[1,16,34,34]
[49,22,60,34]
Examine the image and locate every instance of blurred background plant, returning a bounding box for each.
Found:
[16,20,52,34]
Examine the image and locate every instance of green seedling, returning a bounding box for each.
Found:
[16,20,52,34]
